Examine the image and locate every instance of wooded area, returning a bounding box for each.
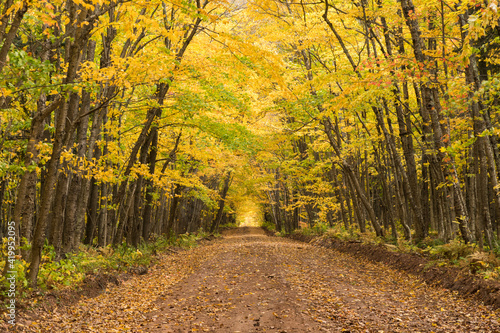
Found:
[1,0,500,286]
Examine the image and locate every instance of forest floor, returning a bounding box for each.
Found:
[10,227,500,332]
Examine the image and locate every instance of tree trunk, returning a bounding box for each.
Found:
[0,1,28,74]
[210,172,233,233]
[400,0,472,243]
[166,184,183,235]
[323,117,384,236]
[142,127,164,241]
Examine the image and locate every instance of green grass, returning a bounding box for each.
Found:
[260,220,276,232]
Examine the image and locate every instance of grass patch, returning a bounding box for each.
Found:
[219,222,239,230]
[260,220,276,233]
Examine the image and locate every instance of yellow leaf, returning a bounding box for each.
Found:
[0,88,12,97]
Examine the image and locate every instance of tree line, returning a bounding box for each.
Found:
[254,0,500,249]
[1,0,500,287]
[0,0,250,286]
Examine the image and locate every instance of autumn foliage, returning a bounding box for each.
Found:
[0,0,500,287]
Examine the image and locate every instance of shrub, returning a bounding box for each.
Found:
[425,239,475,261]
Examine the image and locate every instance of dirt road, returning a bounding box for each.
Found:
[21,227,500,332]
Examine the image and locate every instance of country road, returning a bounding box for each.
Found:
[19,228,500,332]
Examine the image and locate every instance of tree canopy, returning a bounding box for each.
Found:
[1,0,500,285]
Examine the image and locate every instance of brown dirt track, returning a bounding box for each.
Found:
[9,227,500,332]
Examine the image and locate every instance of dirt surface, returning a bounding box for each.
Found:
[9,227,500,332]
